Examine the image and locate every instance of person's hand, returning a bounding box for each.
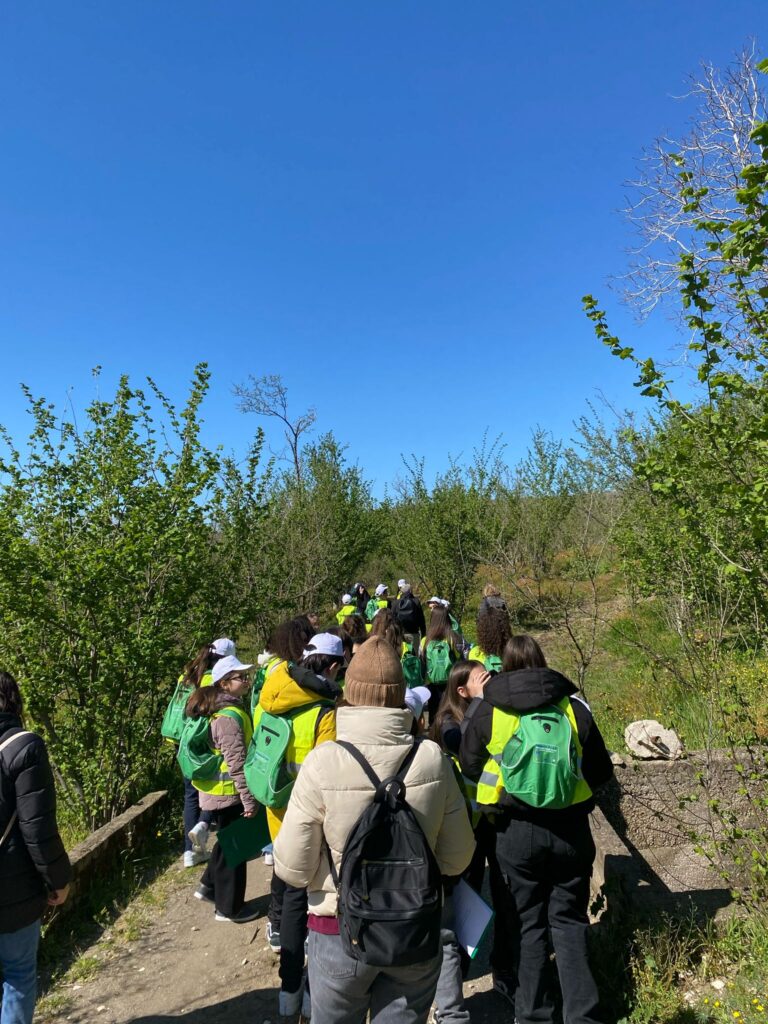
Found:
[242,809,255,818]
[48,884,70,906]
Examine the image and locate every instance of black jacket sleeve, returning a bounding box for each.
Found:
[570,698,614,792]
[11,737,71,892]
[458,698,494,783]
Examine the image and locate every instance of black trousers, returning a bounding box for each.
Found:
[199,804,246,917]
[270,871,308,994]
[496,815,602,1024]
[464,814,515,976]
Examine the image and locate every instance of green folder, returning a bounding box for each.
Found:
[217,808,271,869]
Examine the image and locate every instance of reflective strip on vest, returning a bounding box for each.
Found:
[475,698,592,808]
[194,706,253,797]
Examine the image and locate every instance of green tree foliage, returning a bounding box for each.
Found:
[0,366,266,829]
[584,104,768,650]
[585,94,768,907]
[255,433,379,622]
[388,436,510,619]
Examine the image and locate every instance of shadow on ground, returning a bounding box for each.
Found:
[126,989,278,1024]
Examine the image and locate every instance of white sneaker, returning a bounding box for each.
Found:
[214,905,259,923]
[263,851,274,866]
[182,849,209,868]
[278,989,303,1017]
[188,821,209,854]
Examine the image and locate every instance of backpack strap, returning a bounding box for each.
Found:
[325,739,422,890]
[334,740,382,789]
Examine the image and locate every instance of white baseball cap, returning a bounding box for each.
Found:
[211,655,254,684]
[342,593,352,604]
[303,633,345,659]
[404,686,431,719]
[397,579,407,589]
[211,637,236,658]
[375,583,388,597]
[427,596,441,606]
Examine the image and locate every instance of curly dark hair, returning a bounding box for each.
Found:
[0,671,23,717]
[475,605,512,657]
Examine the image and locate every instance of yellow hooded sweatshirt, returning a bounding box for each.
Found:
[259,660,338,840]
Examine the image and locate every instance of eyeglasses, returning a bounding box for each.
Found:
[230,674,250,683]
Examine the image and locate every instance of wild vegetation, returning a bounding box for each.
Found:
[1,49,767,1024]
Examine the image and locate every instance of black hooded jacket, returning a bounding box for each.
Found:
[459,668,613,822]
[0,713,72,932]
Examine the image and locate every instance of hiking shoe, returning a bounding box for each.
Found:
[214,905,259,923]
[182,849,209,868]
[194,884,214,903]
[266,920,281,952]
[492,971,516,1009]
[188,821,209,854]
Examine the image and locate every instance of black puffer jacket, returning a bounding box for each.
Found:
[459,668,614,823]
[0,713,72,932]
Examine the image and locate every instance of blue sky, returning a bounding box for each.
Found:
[0,3,763,494]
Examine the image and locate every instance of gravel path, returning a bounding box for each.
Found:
[43,854,510,1024]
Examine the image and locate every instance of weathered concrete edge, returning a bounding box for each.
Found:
[58,790,169,916]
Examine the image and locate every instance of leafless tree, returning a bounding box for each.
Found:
[233,374,316,484]
[618,44,767,347]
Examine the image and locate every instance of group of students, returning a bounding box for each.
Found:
[170,581,614,1024]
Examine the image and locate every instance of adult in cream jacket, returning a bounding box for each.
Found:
[273,635,475,1024]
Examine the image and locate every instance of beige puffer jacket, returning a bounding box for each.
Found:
[273,705,476,916]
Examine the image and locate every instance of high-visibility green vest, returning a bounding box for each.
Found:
[475,697,592,809]
[193,705,253,797]
[336,604,356,625]
[251,702,329,780]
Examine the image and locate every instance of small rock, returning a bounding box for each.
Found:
[191,926,199,932]
[96,1006,107,1013]
[609,750,629,767]
[624,720,684,760]
[72,985,82,991]
[137,967,145,972]
[711,979,726,991]
[241,958,248,965]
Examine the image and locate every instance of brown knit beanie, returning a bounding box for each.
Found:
[344,635,405,708]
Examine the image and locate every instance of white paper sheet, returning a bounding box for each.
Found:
[452,878,495,959]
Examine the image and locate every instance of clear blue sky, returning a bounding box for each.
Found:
[0,3,763,493]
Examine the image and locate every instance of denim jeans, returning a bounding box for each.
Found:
[0,919,41,1024]
[496,815,602,1024]
[308,929,441,1024]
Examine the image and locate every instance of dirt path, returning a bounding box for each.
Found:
[43,855,507,1024]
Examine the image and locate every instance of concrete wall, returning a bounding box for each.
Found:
[59,790,169,916]
[590,749,761,920]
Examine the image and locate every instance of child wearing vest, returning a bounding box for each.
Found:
[459,636,614,1024]
[172,637,236,868]
[466,603,511,674]
[420,607,463,720]
[272,635,475,1024]
[185,655,258,924]
[257,632,343,1021]
[429,661,517,1009]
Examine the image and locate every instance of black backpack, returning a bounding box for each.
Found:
[326,740,443,967]
[394,594,418,629]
